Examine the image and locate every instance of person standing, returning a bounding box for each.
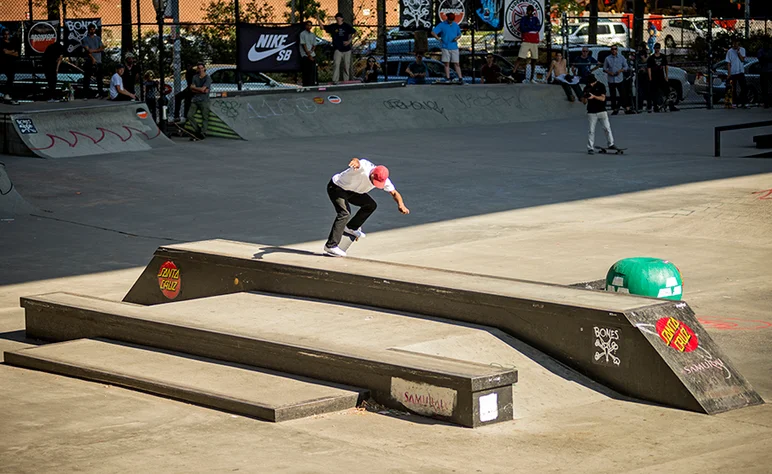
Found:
[481,53,502,84]
[604,45,633,115]
[322,13,356,84]
[299,20,317,87]
[635,44,651,112]
[323,157,409,257]
[143,71,159,122]
[42,40,65,102]
[405,53,428,84]
[726,39,748,109]
[174,63,196,122]
[647,43,677,112]
[186,62,212,140]
[81,24,105,99]
[432,13,463,83]
[1,28,19,98]
[513,5,541,83]
[108,64,136,101]
[582,75,616,155]
[123,52,140,98]
[758,40,772,109]
[647,21,658,54]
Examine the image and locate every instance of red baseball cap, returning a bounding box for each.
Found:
[370,165,389,189]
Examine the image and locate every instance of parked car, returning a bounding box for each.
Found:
[565,21,630,47]
[362,37,443,55]
[561,45,691,104]
[694,57,762,105]
[659,17,728,49]
[354,55,472,84]
[170,64,297,95]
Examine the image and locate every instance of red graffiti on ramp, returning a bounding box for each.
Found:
[751,189,772,200]
[29,126,162,151]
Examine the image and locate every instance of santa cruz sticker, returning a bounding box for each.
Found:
[157,260,181,299]
[656,317,698,352]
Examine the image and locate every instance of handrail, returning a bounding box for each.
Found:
[714,120,772,157]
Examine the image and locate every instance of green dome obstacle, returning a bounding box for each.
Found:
[605,257,683,300]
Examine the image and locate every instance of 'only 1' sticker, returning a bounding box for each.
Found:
[656,317,698,352]
[157,260,181,299]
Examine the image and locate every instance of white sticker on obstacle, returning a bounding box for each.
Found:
[673,285,682,296]
[391,377,456,417]
[658,287,673,297]
[666,277,678,287]
[479,393,499,422]
[617,287,629,294]
[612,276,624,287]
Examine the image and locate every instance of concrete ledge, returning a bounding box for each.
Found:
[22,293,516,427]
[122,240,764,415]
[5,338,367,422]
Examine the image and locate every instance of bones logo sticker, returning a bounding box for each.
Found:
[157,261,181,299]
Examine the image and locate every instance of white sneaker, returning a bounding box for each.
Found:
[344,227,365,239]
[323,246,347,257]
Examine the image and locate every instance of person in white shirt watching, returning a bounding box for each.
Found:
[726,39,748,109]
[109,64,136,101]
[324,158,410,257]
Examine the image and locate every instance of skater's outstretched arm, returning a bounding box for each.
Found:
[390,190,410,215]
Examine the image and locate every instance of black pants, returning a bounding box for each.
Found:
[762,72,772,107]
[650,78,668,109]
[609,82,628,110]
[45,68,58,100]
[301,57,317,87]
[731,73,747,106]
[555,82,574,101]
[636,73,650,110]
[174,88,192,119]
[83,61,104,97]
[0,62,15,93]
[326,180,377,248]
[146,97,157,122]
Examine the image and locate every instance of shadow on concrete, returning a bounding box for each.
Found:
[252,247,319,260]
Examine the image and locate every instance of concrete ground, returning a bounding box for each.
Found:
[1,107,771,473]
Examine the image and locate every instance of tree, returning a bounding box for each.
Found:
[196,0,275,64]
[35,0,100,21]
[284,0,328,23]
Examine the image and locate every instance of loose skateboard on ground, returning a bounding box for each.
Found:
[169,121,200,141]
[594,146,627,155]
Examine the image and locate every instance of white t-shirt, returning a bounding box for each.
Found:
[726,47,746,76]
[332,159,395,194]
[109,73,124,99]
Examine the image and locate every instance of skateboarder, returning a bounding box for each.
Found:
[324,158,409,257]
[582,75,616,155]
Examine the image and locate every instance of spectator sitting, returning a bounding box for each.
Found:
[547,51,578,101]
[480,53,501,84]
[405,53,428,84]
[123,52,140,98]
[361,55,380,83]
[143,71,159,122]
[109,64,136,101]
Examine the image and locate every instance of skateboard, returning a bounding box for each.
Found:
[724,78,734,109]
[170,121,200,141]
[337,230,358,253]
[595,146,627,155]
[433,78,465,85]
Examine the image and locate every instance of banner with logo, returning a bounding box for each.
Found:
[24,20,60,56]
[436,0,474,29]
[63,18,101,57]
[237,23,303,73]
[474,0,504,31]
[399,0,433,31]
[503,0,545,42]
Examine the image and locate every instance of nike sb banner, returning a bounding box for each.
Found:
[237,23,303,73]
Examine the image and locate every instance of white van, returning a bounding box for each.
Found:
[566,21,630,47]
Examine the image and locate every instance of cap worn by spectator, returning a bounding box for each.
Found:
[370,165,389,189]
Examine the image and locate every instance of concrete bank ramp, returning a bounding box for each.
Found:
[209,84,583,140]
[0,162,35,218]
[5,102,172,159]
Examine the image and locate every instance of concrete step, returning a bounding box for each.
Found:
[21,293,517,428]
[5,338,367,422]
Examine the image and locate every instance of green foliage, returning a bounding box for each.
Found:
[283,0,327,23]
[689,30,772,63]
[195,0,275,64]
[552,0,584,16]
[133,29,204,79]
[35,0,100,16]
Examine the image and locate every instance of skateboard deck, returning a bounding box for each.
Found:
[433,79,465,85]
[170,122,199,140]
[724,78,734,109]
[595,146,627,155]
[337,230,358,253]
